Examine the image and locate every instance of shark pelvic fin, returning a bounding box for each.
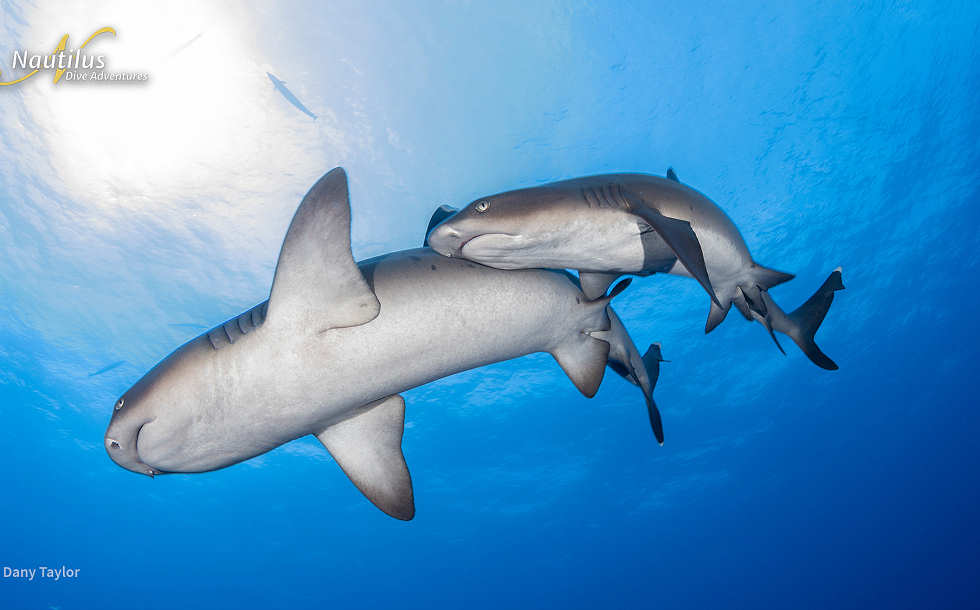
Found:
[578,271,621,301]
[268,168,380,333]
[665,167,680,182]
[705,298,732,333]
[750,263,795,290]
[315,394,414,520]
[622,194,719,306]
[422,204,458,247]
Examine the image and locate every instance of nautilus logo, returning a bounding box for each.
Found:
[0,26,149,86]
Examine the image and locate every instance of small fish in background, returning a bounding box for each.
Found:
[88,360,126,378]
[168,322,208,331]
[163,32,205,61]
[266,72,317,121]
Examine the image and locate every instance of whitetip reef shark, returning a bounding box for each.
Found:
[426,169,844,369]
[105,168,665,521]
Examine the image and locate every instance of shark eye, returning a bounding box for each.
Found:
[474,200,490,213]
[115,398,125,410]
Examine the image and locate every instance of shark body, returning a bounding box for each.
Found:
[427,169,844,369]
[105,169,663,520]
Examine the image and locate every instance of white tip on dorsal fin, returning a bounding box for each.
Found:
[315,395,414,520]
[268,167,380,333]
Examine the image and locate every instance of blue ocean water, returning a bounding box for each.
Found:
[1,1,979,608]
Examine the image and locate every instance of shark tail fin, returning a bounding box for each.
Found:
[640,344,665,445]
[593,310,665,445]
[763,268,845,370]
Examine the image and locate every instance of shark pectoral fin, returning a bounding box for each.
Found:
[552,335,610,398]
[315,395,414,521]
[624,199,719,306]
[268,168,380,333]
[665,167,680,182]
[578,271,621,301]
[422,205,458,247]
[641,344,665,444]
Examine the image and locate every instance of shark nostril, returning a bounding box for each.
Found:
[108,439,121,450]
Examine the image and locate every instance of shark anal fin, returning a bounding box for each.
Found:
[315,394,414,520]
[268,168,380,333]
[423,205,458,247]
[578,271,621,301]
[623,194,719,306]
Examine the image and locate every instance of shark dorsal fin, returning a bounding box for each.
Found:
[666,167,680,182]
[267,168,380,333]
[423,204,458,247]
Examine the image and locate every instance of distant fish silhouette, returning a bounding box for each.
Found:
[165,32,204,60]
[266,72,317,120]
[89,360,126,377]
[168,322,208,330]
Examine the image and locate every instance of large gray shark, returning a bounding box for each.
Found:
[426,170,844,369]
[105,168,664,521]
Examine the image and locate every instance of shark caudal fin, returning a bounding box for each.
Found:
[591,306,665,444]
[762,268,845,370]
[641,344,666,445]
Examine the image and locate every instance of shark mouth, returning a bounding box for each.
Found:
[459,233,524,263]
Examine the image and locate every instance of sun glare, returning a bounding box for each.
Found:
[14,1,329,213]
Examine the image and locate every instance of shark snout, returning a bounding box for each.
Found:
[427,223,465,257]
[105,408,157,477]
